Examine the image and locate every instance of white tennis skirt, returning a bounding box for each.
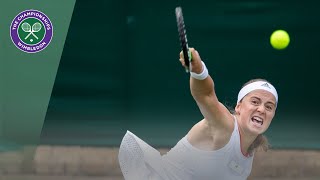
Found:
[118,131,170,180]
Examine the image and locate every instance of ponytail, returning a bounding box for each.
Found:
[248,134,270,155]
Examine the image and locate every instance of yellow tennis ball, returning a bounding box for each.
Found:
[270,30,290,50]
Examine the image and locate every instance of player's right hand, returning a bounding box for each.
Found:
[179,48,203,74]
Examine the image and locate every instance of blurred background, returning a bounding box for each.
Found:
[42,0,320,149]
[1,0,320,180]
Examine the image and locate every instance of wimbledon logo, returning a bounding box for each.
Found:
[10,9,53,53]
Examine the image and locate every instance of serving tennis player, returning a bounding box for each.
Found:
[118,48,278,180]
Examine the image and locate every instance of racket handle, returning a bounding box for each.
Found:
[185,50,192,73]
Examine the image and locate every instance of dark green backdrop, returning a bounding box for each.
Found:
[42,0,320,149]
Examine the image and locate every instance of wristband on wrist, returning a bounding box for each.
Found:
[190,61,209,80]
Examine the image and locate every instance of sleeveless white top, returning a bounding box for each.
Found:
[118,116,254,180]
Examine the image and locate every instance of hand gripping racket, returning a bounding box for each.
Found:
[175,7,192,72]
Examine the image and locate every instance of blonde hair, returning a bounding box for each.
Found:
[248,134,270,155]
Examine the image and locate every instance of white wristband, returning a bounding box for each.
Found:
[190,61,209,80]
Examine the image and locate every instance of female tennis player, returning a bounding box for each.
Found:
[118,48,278,180]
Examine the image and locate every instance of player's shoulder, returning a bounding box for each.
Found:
[215,102,235,129]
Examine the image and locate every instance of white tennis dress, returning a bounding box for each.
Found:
[118,117,254,180]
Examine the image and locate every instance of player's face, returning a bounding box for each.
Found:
[235,89,276,135]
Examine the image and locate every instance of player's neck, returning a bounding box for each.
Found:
[237,122,257,157]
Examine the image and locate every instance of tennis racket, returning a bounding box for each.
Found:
[175,6,192,72]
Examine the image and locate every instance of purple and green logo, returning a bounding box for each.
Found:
[10,9,53,53]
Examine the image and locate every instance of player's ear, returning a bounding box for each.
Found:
[235,103,241,115]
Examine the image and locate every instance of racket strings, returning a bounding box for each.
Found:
[32,22,42,32]
[21,23,31,32]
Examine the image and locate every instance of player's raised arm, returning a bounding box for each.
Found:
[179,48,233,131]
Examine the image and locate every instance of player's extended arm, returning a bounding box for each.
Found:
[180,48,233,131]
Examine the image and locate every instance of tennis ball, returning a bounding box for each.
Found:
[270,30,290,50]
